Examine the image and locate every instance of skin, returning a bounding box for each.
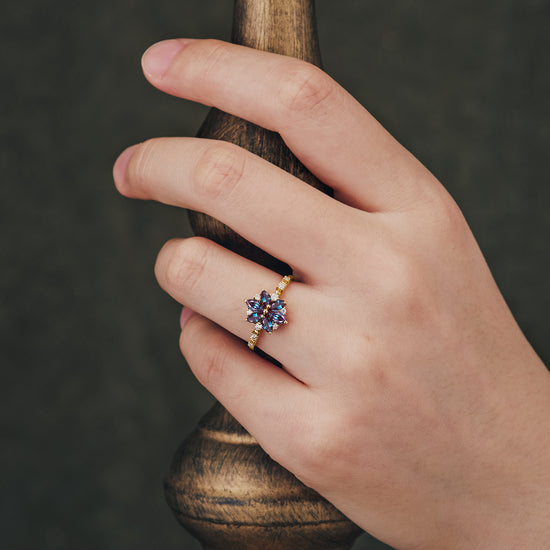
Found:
[113,39,550,549]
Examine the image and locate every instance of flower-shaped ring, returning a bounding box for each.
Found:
[245,275,293,350]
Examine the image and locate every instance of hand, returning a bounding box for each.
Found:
[113,39,550,549]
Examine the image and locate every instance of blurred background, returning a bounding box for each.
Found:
[2,1,549,548]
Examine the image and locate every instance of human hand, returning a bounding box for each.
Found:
[113,39,550,549]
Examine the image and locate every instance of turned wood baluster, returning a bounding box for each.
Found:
[164,2,363,548]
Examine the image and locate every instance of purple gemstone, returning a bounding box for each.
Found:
[269,312,287,325]
[247,312,262,324]
[246,299,262,311]
[262,317,274,332]
[270,299,286,311]
[260,290,271,304]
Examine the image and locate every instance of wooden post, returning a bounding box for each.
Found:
[164,2,363,548]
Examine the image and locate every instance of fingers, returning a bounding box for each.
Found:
[155,236,327,382]
[140,39,441,212]
[114,136,362,280]
[180,311,311,460]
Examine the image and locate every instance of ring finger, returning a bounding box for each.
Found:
[155,236,326,383]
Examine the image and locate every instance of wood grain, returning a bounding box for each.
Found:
[165,403,362,549]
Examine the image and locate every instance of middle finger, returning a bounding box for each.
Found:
[114,136,364,282]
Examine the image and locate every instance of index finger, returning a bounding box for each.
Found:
[141,39,440,212]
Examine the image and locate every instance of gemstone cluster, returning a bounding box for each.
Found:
[246,290,288,333]
[245,275,292,350]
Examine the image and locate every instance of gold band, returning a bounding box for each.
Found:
[247,275,293,350]
[247,328,262,350]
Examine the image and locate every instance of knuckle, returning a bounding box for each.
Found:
[194,342,231,390]
[179,312,201,351]
[292,417,340,480]
[436,192,467,238]
[158,237,210,296]
[419,185,468,242]
[197,39,234,83]
[384,251,443,330]
[126,138,161,191]
[194,142,246,202]
[278,63,335,115]
[395,257,421,297]
[362,359,392,396]
[377,251,423,316]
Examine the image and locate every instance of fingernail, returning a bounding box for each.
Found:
[142,39,193,78]
[180,307,194,330]
[113,144,138,193]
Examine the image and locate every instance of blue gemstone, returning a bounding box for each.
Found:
[269,312,287,325]
[247,312,262,324]
[260,290,271,304]
[262,317,274,332]
[270,299,285,311]
[246,299,262,311]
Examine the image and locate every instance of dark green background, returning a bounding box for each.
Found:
[2,1,549,549]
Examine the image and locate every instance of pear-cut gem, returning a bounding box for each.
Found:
[247,312,262,324]
[262,318,274,333]
[246,299,262,311]
[269,312,287,325]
